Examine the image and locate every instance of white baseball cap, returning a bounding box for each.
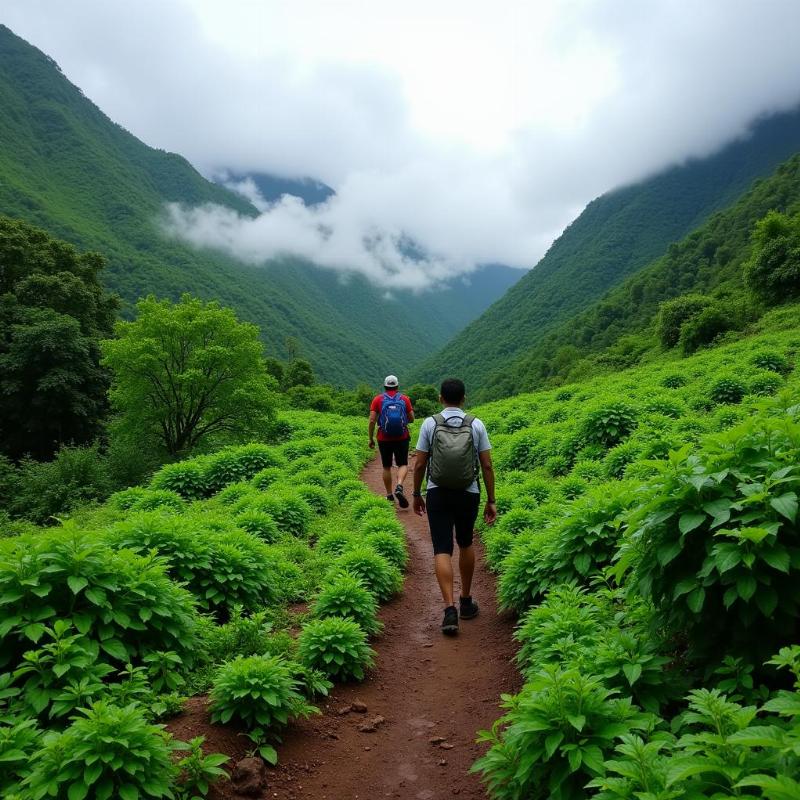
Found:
[384,374,399,387]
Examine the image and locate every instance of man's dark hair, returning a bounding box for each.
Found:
[440,378,466,405]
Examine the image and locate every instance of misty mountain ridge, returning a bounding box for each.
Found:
[415,104,800,394]
[0,24,519,386]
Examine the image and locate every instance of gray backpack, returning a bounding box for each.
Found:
[428,413,478,489]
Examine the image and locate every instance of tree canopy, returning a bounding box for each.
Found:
[0,217,118,459]
[102,295,276,456]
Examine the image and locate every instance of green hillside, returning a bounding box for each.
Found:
[0,25,515,386]
[415,107,800,393]
[477,153,800,398]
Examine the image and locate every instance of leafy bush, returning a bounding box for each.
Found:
[0,717,39,795]
[582,403,638,448]
[199,607,291,664]
[660,373,687,388]
[498,532,557,613]
[615,406,800,662]
[496,508,539,536]
[175,736,229,800]
[294,483,329,515]
[709,376,746,404]
[363,531,408,570]
[251,467,283,490]
[298,617,375,681]
[151,459,209,500]
[248,492,313,537]
[0,530,199,671]
[107,513,278,613]
[310,574,383,636]
[331,548,403,602]
[473,666,651,800]
[204,444,286,493]
[24,702,179,800]
[752,350,792,374]
[126,489,186,513]
[209,655,316,748]
[316,530,358,557]
[235,510,282,543]
[749,370,784,396]
[483,529,517,572]
[215,481,257,506]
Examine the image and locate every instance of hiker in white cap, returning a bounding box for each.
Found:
[368,375,415,506]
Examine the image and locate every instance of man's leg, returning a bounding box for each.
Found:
[434,553,455,606]
[377,442,395,499]
[458,545,475,598]
[454,491,481,619]
[396,464,409,487]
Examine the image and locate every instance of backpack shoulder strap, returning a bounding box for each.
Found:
[461,414,476,428]
[433,413,446,426]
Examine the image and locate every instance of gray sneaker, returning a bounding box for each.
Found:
[441,606,459,636]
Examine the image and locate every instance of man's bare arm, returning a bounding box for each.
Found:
[479,450,497,525]
[368,410,377,448]
[412,450,428,516]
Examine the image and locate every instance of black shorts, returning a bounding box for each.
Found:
[378,439,409,469]
[426,487,480,556]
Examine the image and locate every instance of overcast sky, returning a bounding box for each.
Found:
[4,1,800,289]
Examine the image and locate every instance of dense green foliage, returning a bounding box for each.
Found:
[417,114,800,398]
[0,408,409,794]
[0,217,118,459]
[471,323,800,800]
[102,295,276,455]
[0,25,518,386]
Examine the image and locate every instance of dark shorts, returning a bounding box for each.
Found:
[426,487,480,556]
[378,439,409,469]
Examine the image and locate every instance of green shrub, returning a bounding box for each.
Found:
[603,441,642,479]
[555,475,587,500]
[473,666,651,800]
[497,508,539,536]
[0,530,199,671]
[151,459,209,500]
[127,489,185,513]
[749,370,784,396]
[349,494,392,521]
[483,529,517,572]
[582,403,638,448]
[248,491,313,538]
[199,607,291,664]
[364,531,408,570]
[282,437,327,460]
[709,376,746,405]
[204,444,286,493]
[0,717,39,795]
[215,481,257,506]
[615,404,800,663]
[292,469,327,487]
[109,487,150,510]
[234,510,282,543]
[107,513,278,613]
[498,531,557,612]
[251,467,283,490]
[24,702,178,800]
[294,483,329,515]
[316,530,358,557]
[175,736,229,800]
[298,617,375,681]
[209,655,315,759]
[311,575,382,636]
[330,548,402,602]
[358,515,405,539]
[661,373,687,388]
[752,350,791,375]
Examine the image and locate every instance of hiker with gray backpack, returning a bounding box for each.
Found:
[412,378,496,635]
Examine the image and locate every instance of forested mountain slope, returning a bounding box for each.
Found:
[476,153,800,398]
[0,25,517,385]
[415,106,800,392]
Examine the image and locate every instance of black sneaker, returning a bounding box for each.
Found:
[386,494,395,503]
[441,606,459,636]
[459,596,479,620]
[395,484,409,509]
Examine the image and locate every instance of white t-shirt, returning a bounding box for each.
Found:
[415,407,492,494]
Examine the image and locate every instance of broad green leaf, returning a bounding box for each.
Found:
[679,513,706,535]
[770,492,798,522]
[686,587,705,613]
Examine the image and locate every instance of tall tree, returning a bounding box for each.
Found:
[102,295,276,456]
[0,217,118,459]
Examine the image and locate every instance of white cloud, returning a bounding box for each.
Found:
[4,0,800,289]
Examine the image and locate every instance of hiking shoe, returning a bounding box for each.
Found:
[459,596,479,620]
[441,606,459,636]
[395,484,409,509]
[386,494,395,503]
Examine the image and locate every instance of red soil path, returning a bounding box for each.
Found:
[167,453,521,799]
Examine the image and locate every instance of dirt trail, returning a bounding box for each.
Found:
[266,453,521,799]
[169,453,521,800]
